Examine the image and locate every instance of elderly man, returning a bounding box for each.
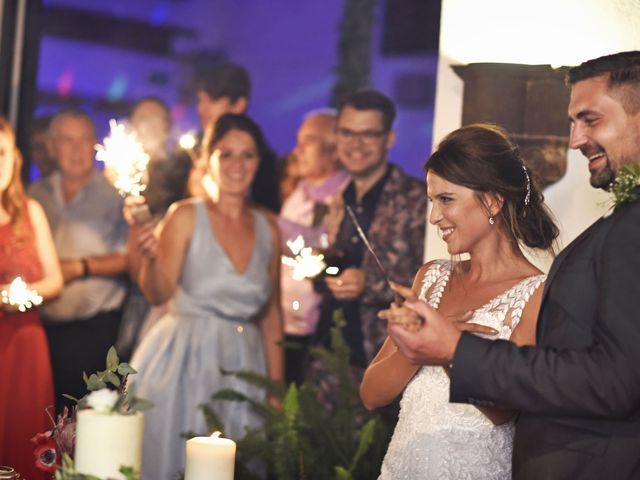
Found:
[30,109,128,411]
[278,109,349,384]
[388,51,640,479]
[314,89,427,369]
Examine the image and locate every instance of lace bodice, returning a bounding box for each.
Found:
[379,260,545,479]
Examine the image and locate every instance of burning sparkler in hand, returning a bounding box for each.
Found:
[281,235,334,281]
[1,276,43,312]
[95,119,150,197]
[96,120,152,223]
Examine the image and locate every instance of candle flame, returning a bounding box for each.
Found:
[95,119,150,197]
[1,276,43,312]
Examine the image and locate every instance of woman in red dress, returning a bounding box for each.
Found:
[0,117,63,479]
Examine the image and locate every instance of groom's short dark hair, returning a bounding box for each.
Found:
[567,51,640,113]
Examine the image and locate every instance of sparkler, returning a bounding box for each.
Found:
[1,276,43,312]
[95,120,150,197]
[178,133,197,151]
[281,235,332,281]
[345,205,403,304]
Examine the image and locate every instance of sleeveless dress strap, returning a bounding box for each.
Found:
[418,259,452,308]
[502,274,545,330]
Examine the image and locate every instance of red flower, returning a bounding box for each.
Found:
[31,433,59,474]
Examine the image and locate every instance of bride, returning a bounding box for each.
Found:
[360,124,559,479]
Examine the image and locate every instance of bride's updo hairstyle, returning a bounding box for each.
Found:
[425,123,559,254]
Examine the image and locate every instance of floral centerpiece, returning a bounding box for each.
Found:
[32,347,152,480]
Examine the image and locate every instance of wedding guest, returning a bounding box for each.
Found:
[361,123,559,478]
[128,113,283,480]
[193,63,280,212]
[278,109,349,384]
[278,151,301,204]
[314,89,426,369]
[130,97,191,219]
[129,96,172,162]
[0,117,63,480]
[117,97,191,360]
[29,109,129,411]
[27,115,57,181]
[387,51,640,479]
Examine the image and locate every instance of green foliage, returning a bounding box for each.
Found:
[200,310,392,479]
[612,164,640,208]
[53,454,141,480]
[83,346,136,392]
[78,346,152,414]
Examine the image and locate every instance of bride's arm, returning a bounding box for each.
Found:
[469,282,545,425]
[360,336,420,410]
[359,263,432,410]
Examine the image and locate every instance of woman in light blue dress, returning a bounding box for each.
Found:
[128,113,283,480]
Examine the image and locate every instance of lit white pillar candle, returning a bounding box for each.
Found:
[184,431,236,480]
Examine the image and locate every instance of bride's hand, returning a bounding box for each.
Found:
[378,282,423,332]
[385,282,498,336]
[378,303,423,332]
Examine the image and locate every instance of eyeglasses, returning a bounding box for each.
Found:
[336,127,388,143]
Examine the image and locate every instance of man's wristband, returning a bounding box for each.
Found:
[81,258,90,278]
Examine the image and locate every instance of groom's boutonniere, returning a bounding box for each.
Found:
[611,164,640,209]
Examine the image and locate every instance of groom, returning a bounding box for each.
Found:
[388,51,640,478]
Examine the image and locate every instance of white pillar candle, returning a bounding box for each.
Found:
[184,432,236,480]
[74,410,144,480]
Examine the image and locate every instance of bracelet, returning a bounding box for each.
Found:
[81,258,90,278]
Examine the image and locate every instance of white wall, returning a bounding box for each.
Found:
[426,0,640,269]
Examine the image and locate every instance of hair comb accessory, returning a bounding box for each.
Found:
[522,164,531,206]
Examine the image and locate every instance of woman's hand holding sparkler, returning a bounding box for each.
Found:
[325,267,366,301]
[124,196,158,261]
[1,277,43,312]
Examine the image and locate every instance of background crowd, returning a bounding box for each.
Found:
[1,63,426,480]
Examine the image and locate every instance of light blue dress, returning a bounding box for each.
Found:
[132,199,273,480]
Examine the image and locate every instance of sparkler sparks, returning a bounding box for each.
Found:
[281,235,330,281]
[95,120,150,197]
[1,276,43,312]
[178,133,197,150]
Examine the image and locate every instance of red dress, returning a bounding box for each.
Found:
[0,214,54,480]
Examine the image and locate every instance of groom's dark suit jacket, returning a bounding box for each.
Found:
[450,199,640,479]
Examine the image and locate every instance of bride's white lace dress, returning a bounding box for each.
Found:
[379,260,545,479]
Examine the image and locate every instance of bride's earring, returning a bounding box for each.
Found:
[489,216,495,225]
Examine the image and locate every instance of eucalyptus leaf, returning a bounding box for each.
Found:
[86,373,107,391]
[129,397,154,412]
[117,362,137,375]
[106,346,119,372]
[105,370,121,387]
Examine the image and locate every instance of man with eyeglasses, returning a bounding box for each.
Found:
[313,89,426,370]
